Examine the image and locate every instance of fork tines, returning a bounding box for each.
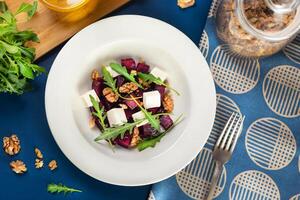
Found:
[215,112,245,152]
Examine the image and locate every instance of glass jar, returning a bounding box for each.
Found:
[216,0,300,57]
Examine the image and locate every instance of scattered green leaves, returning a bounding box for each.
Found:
[47,183,82,194]
[110,63,143,88]
[138,72,180,95]
[102,66,118,94]
[90,95,106,129]
[94,119,144,141]
[137,114,184,151]
[0,1,43,95]
[15,1,38,19]
[130,95,160,131]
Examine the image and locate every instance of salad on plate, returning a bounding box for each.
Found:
[81,58,183,151]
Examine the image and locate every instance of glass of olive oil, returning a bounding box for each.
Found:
[41,0,91,12]
[41,0,98,21]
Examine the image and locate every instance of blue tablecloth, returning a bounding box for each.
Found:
[0,0,212,199]
[149,0,300,199]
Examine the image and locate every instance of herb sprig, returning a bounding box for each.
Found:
[90,95,106,129]
[0,1,44,95]
[94,119,144,141]
[137,114,184,151]
[110,63,143,88]
[138,72,180,95]
[47,183,82,194]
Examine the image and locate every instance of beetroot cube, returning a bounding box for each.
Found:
[121,58,136,71]
[125,100,138,110]
[154,85,165,97]
[160,115,173,130]
[124,109,134,122]
[139,124,157,138]
[147,107,159,114]
[100,97,113,111]
[116,76,125,88]
[114,132,132,148]
[92,78,104,96]
[137,62,150,73]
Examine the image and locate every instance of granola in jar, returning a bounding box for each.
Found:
[216,0,300,57]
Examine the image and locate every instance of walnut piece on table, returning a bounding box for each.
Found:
[35,159,44,169]
[3,134,21,156]
[162,93,174,113]
[10,160,27,174]
[119,82,138,94]
[48,160,57,171]
[34,147,43,159]
[177,0,195,8]
[103,87,119,103]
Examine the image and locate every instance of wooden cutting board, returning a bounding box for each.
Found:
[6,0,129,59]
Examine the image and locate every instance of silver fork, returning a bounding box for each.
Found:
[206,112,245,200]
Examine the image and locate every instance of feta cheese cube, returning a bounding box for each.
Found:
[143,90,161,109]
[132,111,148,127]
[105,66,120,78]
[107,108,127,127]
[150,67,167,82]
[81,89,100,107]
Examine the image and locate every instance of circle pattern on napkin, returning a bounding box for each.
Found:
[176,148,226,200]
[210,45,260,94]
[245,118,296,170]
[263,65,300,118]
[199,31,209,59]
[229,170,280,200]
[284,34,300,64]
[206,94,241,150]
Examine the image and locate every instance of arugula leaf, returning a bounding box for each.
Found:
[137,114,184,151]
[94,119,143,141]
[15,1,38,19]
[138,72,180,95]
[130,95,160,131]
[89,95,106,129]
[101,66,118,94]
[0,1,8,13]
[47,183,82,194]
[110,63,143,88]
[17,60,34,79]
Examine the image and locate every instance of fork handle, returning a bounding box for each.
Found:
[206,161,223,200]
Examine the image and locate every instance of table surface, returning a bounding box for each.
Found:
[0,0,211,199]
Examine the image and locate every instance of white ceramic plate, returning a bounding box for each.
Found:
[45,15,216,186]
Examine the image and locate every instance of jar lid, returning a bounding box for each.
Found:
[237,0,300,41]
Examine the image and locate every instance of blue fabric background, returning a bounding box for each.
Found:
[0,0,212,199]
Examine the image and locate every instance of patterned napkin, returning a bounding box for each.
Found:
[148,0,300,199]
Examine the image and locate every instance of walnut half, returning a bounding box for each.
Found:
[119,82,138,94]
[3,134,21,156]
[103,87,119,103]
[10,160,27,174]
